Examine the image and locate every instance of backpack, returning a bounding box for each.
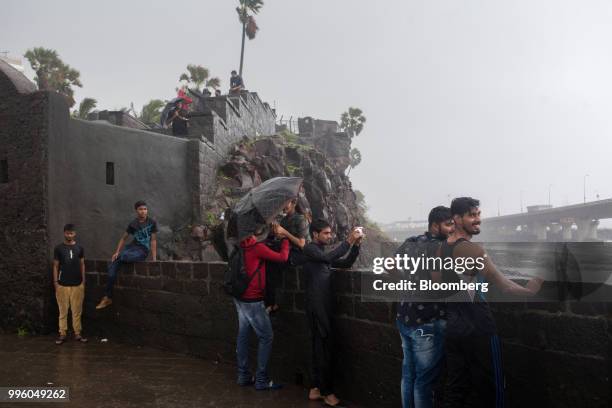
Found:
[223,246,264,299]
[393,235,441,303]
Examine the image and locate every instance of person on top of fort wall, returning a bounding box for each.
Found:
[96,201,157,310]
[229,70,244,94]
[53,223,88,345]
[177,86,193,111]
[166,106,189,136]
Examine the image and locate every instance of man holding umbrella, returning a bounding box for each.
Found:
[229,177,304,390]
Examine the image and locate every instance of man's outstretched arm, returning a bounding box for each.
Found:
[468,244,543,296]
[302,241,351,264]
[331,244,360,269]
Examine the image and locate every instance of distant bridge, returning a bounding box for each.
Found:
[483,199,612,241]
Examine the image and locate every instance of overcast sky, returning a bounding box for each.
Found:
[4,0,612,224]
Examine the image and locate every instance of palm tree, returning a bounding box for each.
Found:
[340,107,367,138]
[72,97,97,119]
[24,47,82,106]
[139,99,165,125]
[236,0,264,77]
[347,147,362,175]
[179,64,221,93]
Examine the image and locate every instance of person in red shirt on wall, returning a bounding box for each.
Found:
[234,223,290,390]
[177,87,193,112]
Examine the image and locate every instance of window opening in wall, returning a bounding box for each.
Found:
[0,160,7,183]
[106,162,114,185]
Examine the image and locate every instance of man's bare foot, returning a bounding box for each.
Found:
[323,394,342,406]
[308,387,322,400]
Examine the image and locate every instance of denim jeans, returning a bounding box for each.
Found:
[106,245,148,298]
[233,299,274,388]
[397,318,447,408]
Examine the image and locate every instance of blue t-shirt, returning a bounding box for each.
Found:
[126,218,158,250]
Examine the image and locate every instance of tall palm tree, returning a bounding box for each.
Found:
[236,0,264,77]
[72,97,97,119]
[340,107,367,138]
[347,147,362,175]
[139,99,165,125]
[24,47,82,106]
[179,64,221,93]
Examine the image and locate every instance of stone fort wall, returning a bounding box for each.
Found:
[0,60,276,332]
[79,260,611,408]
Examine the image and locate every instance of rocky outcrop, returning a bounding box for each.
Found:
[171,131,387,266]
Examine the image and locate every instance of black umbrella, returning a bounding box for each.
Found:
[232,176,303,240]
[159,97,185,127]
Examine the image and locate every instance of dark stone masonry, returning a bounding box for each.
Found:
[63,260,610,408]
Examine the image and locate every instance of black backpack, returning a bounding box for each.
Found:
[223,246,263,298]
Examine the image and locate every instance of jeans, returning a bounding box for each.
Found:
[233,299,274,388]
[397,318,447,408]
[106,245,148,298]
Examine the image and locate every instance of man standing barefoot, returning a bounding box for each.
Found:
[53,224,87,345]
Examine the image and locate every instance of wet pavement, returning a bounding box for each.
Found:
[0,334,338,408]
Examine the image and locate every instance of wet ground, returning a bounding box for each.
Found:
[0,334,339,408]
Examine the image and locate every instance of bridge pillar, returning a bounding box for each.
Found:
[576,218,599,241]
[532,222,548,241]
[560,221,573,241]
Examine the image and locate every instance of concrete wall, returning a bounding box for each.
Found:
[82,260,611,408]
[47,116,193,260]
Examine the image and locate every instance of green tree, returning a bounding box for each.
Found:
[340,107,367,138]
[236,0,264,77]
[24,47,82,106]
[72,97,97,119]
[354,190,368,213]
[179,64,221,93]
[139,99,165,125]
[347,147,362,175]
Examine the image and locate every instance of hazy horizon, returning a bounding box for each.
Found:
[4,0,612,225]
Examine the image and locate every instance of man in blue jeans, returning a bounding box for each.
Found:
[395,206,454,408]
[96,200,157,309]
[234,224,290,390]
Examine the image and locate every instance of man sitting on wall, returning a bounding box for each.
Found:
[96,200,157,309]
[229,70,244,94]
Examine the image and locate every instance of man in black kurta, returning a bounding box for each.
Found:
[298,220,362,407]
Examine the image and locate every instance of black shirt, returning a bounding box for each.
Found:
[171,115,188,136]
[296,241,360,337]
[53,243,84,286]
[126,217,158,251]
[396,232,447,327]
[230,75,244,88]
[441,240,497,337]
